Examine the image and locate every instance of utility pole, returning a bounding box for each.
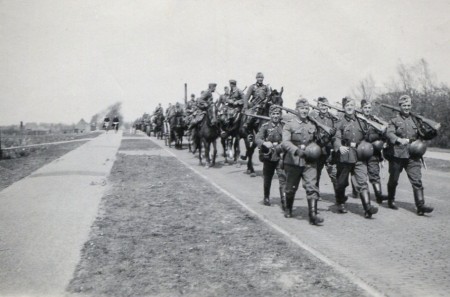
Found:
[184,83,187,106]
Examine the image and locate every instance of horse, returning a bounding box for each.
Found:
[219,106,243,165]
[152,113,165,139]
[168,113,185,149]
[194,102,220,167]
[239,87,284,176]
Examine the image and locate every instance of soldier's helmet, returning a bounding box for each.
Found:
[356,141,374,160]
[304,143,322,162]
[409,139,427,158]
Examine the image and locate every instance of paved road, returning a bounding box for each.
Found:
[150,135,450,297]
[0,131,122,297]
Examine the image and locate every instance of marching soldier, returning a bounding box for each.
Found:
[360,99,387,203]
[385,95,435,215]
[311,97,337,197]
[281,98,325,225]
[334,97,378,218]
[243,72,271,110]
[255,105,286,208]
[189,83,217,129]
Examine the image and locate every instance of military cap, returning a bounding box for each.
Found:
[296,98,310,108]
[208,83,217,88]
[191,94,195,98]
[229,79,237,85]
[256,72,264,78]
[317,97,328,103]
[398,95,412,105]
[269,104,281,114]
[342,97,355,107]
[360,99,371,108]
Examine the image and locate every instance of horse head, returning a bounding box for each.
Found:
[269,87,284,107]
[207,102,219,126]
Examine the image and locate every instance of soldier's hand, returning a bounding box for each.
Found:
[397,138,409,145]
[262,141,273,149]
[294,148,304,157]
[339,146,350,154]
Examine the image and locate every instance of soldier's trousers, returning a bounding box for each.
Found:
[284,164,319,200]
[263,160,286,198]
[367,154,382,184]
[387,157,422,192]
[336,161,368,204]
[316,155,337,189]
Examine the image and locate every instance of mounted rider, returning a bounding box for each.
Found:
[154,103,164,117]
[244,72,271,112]
[189,83,217,129]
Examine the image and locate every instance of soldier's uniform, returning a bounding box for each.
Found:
[360,100,387,203]
[311,97,337,196]
[228,81,245,111]
[112,116,120,132]
[281,99,324,224]
[255,106,286,208]
[244,73,271,110]
[385,95,435,215]
[334,97,378,218]
[189,83,216,129]
[103,117,110,132]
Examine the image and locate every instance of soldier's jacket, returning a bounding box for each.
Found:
[228,88,245,107]
[385,113,419,159]
[217,93,230,110]
[244,83,271,109]
[282,117,319,167]
[186,100,196,113]
[197,89,214,110]
[365,115,384,143]
[255,121,284,162]
[333,114,366,164]
[310,110,336,155]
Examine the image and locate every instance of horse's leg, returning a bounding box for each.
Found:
[212,139,217,167]
[247,142,257,177]
[204,139,211,168]
[198,138,203,166]
[221,137,228,164]
[234,136,240,165]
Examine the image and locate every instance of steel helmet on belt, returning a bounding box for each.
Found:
[372,140,384,152]
[357,141,374,160]
[304,142,322,162]
[409,139,427,158]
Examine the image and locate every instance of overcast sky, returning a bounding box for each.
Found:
[1,0,449,125]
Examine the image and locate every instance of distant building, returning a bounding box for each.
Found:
[74,119,90,133]
[24,123,50,135]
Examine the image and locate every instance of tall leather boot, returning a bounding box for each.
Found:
[414,187,433,215]
[387,184,398,210]
[263,178,271,206]
[279,188,286,211]
[284,193,294,218]
[335,187,348,213]
[372,182,387,204]
[308,199,324,225]
[360,189,378,218]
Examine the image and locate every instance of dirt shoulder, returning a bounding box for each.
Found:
[67,138,368,297]
[0,140,90,191]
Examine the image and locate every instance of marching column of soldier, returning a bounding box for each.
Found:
[135,72,440,226]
